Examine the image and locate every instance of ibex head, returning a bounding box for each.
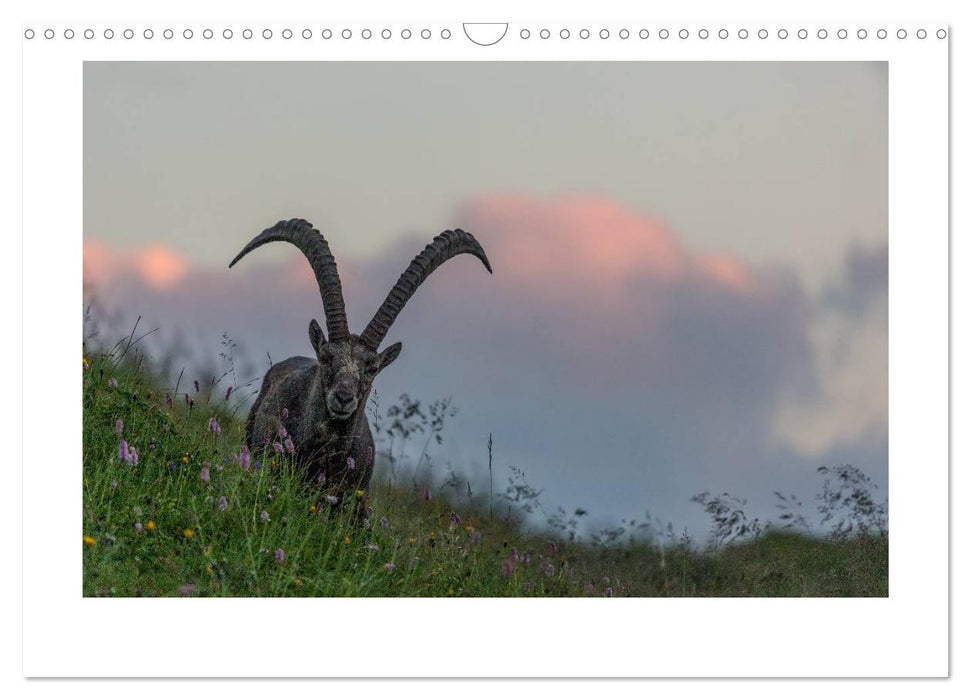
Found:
[229,218,492,422]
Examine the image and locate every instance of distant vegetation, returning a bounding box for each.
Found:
[82,325,888,597]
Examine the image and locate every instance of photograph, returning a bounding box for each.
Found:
[81,60,889,598]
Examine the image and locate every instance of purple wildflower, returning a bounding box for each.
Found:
[450,511,462,524]
[194,380,200,393]
[384,562,395,571]
[261,510,270,523]
[522,581,534,594]
[316,472,327,484]
[134,522,143,532]
[218,496,228,511]
[254,460,262,470]
[208,417,221,436]
[275,548,284,563]
[603,587,614,597]
[380,517,390,529]
[272,441,284,454]
[325,495,339,506]
[283,437,295,455]
[225,386,233,401]
[200,465,210,485]
[178,583,198,596]
[118,440,129,462]
[502,558,514,578]
[237,444,251,468]
[108,377,118,388]
[346,456,356,471]
[281,407,289,420]
[129,447,139,465]
[278,424,288,439]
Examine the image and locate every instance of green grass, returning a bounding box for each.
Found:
[82,347,888,597]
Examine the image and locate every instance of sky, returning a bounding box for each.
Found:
[83,61,888,538]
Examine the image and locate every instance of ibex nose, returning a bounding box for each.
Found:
[334,389,355,406]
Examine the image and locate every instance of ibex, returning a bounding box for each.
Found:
[229,218,491,517]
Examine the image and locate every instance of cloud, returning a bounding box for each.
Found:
[82,194,886,534]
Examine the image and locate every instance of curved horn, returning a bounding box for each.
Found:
[229,218,349,341]
[360,228,492,350]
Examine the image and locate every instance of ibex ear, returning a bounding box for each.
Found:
[309,319,327,356]
[377,342,402,371]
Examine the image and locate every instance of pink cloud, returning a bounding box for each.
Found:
[83,240,189,291]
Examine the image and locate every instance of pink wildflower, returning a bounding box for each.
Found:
[325,495,339,506]
[502,558,514,578]
[284,437,295,455]
[134,522,143,532]
[261,510,270,522]
[275,548,284,563]
[118,440,129,462]
[281,407,289,420]
[218,496,228,511]
[129,447,139,465]
[108,378,118,388]
[200,466,210,485]
[208,417,221,436]
[347,456,356,471]
[237,444,251,468]
[450,511,462,524]
[272,441,283,454]
[384,562,395,571]
[316,472,327,484]
[178,583,198,596]
[278,424,288,439]
[115,418,123,437]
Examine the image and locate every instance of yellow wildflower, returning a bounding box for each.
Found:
[309,505,316,513]
[356,489,366,498]
[146,520,156,530]
[294,578,303,588]
[464,525,473,533]
[407,537,416,545]
[343,536,351,544]
[82,357,91,370]
[183,528,194,539]
[182,456,189,464]
[83,535,96,546]
[447,588,455,596]
[428,531,436,539]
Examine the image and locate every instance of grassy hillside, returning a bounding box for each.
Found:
[82,347,888,597]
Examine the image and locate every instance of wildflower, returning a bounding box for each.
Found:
[428,531,436,540]
[316,472,327,484]
[208,417,221,436]
[108,378,118,388]
[82,357,91,370]
[603,588,614,597]
[165,393,173,408]
[502,558,514,578]
[309,505,316,513]
[272,441,283,454]
[294,578,303,588]
[450,512,462,525]
[225,386,233,401]
[118,440,129,462]
[275,548,284,563]
[422,488,432,502]
[183,528,194,538]
[270,458,277,467]
[283,437,295,455]
[134,522,143,532]
[182,455,189,464]
[185,393,191,406]
[356,489,366,498]
[237,444,251,468]
[447,588,455,596]
[343,536,351,544]
[146,520,155,530]
[346,456,356,471]
[325,495,338,506]
[366,543,379,552]
[114,418,123,437]
[254,460,263,470]
[365,445,374,466]
[110,480,118,490]
[542,562,555,578]
[380,517,389,529]
[281,407,289,420]
[194,380,200,393]
[168,462,177,471]
[178,583,198,596]
[218,496,228,511]
[464,524,473,533]
[470,531,482,546]
[83,535,96,546]
[261,510,270,523]
[200,465,210,485]
[523,581,534,594]
[548,540,557,555]
[278,424,288,439]
[384,562,395,571]
[407,537,417,545]
[129,447,139,465]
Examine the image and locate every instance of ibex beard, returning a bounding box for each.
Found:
[230,218,491,521]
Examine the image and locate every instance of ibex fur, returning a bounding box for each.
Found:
[229,218,491,518]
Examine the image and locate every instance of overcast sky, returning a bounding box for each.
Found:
[84,61,888,538]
